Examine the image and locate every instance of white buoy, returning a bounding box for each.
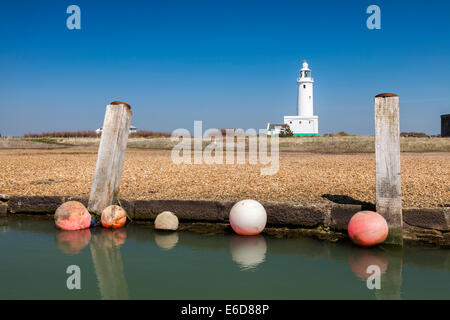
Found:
[154,211,179,231]
[229,199,267,235]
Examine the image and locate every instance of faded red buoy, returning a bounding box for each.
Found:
[55,201,92,231]
[348,211,388,247]
[101,205,127,229]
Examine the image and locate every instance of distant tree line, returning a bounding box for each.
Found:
[23,131,98,138]
[23,130,171,138]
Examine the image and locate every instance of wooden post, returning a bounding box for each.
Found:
[88,101,132,215]
[375,93,402,246]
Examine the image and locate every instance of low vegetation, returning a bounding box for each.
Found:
[279,124,294,137]
[400,131,430,138]
[129,130,171,138]
[21,138,61,144]
[2,132,448,153]
[322,131,354,137]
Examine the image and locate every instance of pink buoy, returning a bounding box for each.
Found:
[55,201,92,231]
[348,211,388,247]
[101,205,127,229]
[229,199,267,236]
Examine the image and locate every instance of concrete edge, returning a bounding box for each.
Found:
[1,195,449,246]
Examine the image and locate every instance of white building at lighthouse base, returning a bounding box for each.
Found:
[283,115,318,136]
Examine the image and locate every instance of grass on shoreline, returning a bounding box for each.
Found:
[2,136,450,153]
[21,138,62,144]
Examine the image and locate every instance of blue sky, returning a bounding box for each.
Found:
[1,0,449,136]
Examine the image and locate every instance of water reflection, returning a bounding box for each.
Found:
[0,217,8,232]
[375,248,403,300]
[90,228,129,300]
[5,216,450,299]
[347,246,402,299]
[55,229,91,255]
[230,235,267,270]
[347,248,389,280]
[54,225,129,299]
[154,231,179,251]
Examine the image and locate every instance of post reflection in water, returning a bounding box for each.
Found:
[230,235,267,270]
[375,248,403,300]
[154,231,179,251]
[55,227,129,299]
[0,217,8,232]
[89,228,129,300]
[348,248,389,281]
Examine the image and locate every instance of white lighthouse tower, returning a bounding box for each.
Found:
[283,60,319,136]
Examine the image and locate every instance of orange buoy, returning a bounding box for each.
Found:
[54,201,92,231]
[101,205,127,229]
[348,211,388,247]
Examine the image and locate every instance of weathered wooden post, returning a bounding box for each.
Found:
[88,101,132,216]
[374,93,402,246]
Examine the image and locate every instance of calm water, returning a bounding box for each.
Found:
[0,216,449,300]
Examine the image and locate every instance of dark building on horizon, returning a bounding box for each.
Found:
[442,114,450,137]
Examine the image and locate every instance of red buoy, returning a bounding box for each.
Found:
[54,201,92,231]
[348,211,388,247]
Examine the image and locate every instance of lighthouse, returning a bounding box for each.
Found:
[283,60,319,136]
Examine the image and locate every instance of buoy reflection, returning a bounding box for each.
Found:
[55,229,91,255]
[154,231,179,251]
[348,248,389,281]
[230,235,267,270]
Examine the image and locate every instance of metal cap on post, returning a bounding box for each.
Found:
[374,93,403,246]
[88,101,132,216]
[110,101,132,110]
